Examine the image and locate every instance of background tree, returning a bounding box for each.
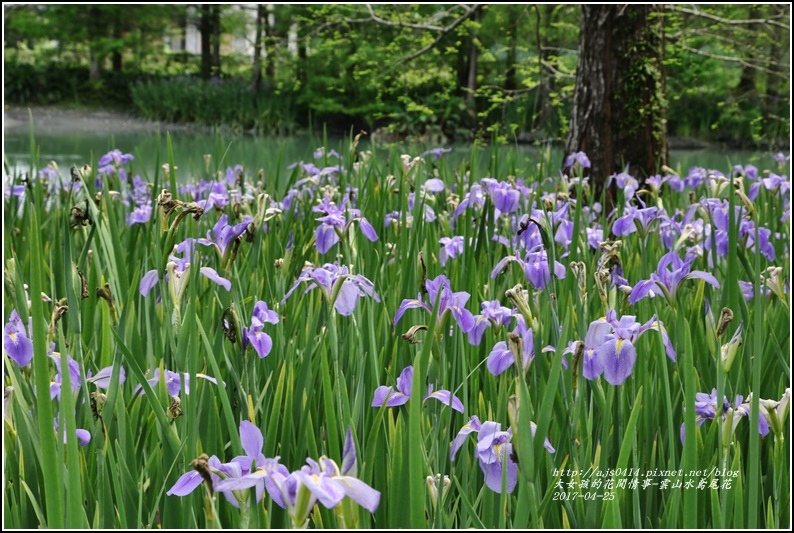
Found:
[564,5,668,203]
[3,4,789,146]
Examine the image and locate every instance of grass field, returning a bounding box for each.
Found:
[2,132,790,529]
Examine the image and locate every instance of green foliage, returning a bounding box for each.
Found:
[2,134,790,529]
[3,4,789,147]
[3,62,140,107]
[130,77,300,135]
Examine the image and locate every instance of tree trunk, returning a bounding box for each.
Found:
[564,5,668,205]
[763,6,786,148]
[112,50,123,73]
[200,4,212,79]
[89,48,102,82]
[211,5,221,77]
[456,6,482,130]
[252,4,264,92]
[535,4,557,132]
[264,4,278,82]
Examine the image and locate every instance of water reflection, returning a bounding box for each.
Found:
[3,128,775,193]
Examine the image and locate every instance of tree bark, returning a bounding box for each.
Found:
[200,4,212,79]
[264,4,278,82]
[252,4,264,92]
[564,5,668,205]
[763,5,787,148]
[211,5,221,77]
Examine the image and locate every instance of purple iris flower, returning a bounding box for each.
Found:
[612,204,661,237]
[450,417,554,494]
[773,152,790,165]
[467,299,513,346]
[491,248,566,290]
[98,149,135,167]
[407,191,437,223]
[54,418,91,447]
[293,455,381,514]
[586,226,604,250]
[483,179,521,214]
[393,274,475,334]
[749,172,789,201]
[4,310,33,367]
[564,151,591,170]
[733,164,758,181]
[439,236,464,266]
[127,204,152,226]
[453,182,485,219]
[422,147,452,160]
[607,169,639,198]
[48,352,82,400]
[133,368,219,397]
[205,181,230,210]
[313,196,378,254]
[580,310,675,386]
[371,365,465,412]
[282,263,380,316]
[680,389,770,444]
[199,267,232,292]
[215,427,380,524]
[197,214,252,265]
[86,365,126,389]
[486,314,536,376]
[684,166,707,189]
[168,421,278,508]
[96,149,134,189]
[167,454,246,506]
[242,301,279,358]
[628,249,720,306]
[139,269,160,297]
[313,147,342,160]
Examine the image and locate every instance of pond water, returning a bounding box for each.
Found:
[3,128,777,193]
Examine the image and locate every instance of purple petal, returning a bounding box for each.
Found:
[423,389,465,413]
[240,420,264,460]
[3,329,33,367]
[167,470,205,496]
[333,279,360,316]
[480,449,518,494]
[337,475,381,513]
[316,224,340,254]
[252,301,279,324]
[139,269,160,297]
[466,315,491,346]
[530,421,556,453]
[685,270,721,289]
[597,338,637,386]
[450,416,482,461]
[372,386,398,407]
[200,267,232,291]
[341,427,356,476]
[215,470,267,493]
[424,178,446,192]
[88,365,126,388]
[247,329,273,358]
[357,217,379,242]
[628,280,660,304]
[582,348,604,380]
[395,366,414,396]
[76,429,92,446]
[487,342,515,376]
[393,298,431,325]
[294,470,346,509]
[371,385,411,407]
